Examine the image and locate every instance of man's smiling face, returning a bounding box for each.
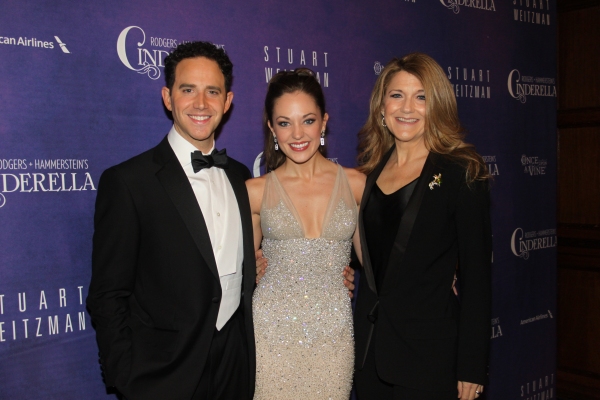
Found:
[162,56,233,153]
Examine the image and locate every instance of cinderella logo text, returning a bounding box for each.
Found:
[511,227,556,259]
[440,0,496,13]
[508,69,556,103]
[117,26,163,80]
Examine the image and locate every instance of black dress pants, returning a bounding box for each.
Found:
[193,308,250,400]
[354,326,457,400]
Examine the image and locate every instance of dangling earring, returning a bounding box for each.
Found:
[320,130,325,146]
[273,136,279,151]
[381,116,387,128]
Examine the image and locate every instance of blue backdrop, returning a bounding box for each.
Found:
[0,0,556,398]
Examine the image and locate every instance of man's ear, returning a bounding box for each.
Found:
[161,87,172,111]
[224,91,234,114]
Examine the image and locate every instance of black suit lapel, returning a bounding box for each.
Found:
[380,151,437,295]
[224,167,252,240]
[358,146,396,296]
[356,145,395,369]
[224,165,257,392]
[357,148,436,370]
[224,167,255,286]
[153,138,220,280]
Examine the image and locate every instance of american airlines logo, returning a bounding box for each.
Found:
[0,34,71,53]
[54,36,70,53]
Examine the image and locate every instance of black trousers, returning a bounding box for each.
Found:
[354,326,457,400]
[193,308,250,400]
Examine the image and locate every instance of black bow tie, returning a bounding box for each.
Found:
[191,148,229,172]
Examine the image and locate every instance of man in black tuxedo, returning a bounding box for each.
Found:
[87,41,257,399]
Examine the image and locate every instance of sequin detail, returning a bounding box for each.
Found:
[253,165,357,399]
[261,200,304,240]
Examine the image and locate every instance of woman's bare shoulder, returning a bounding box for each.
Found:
[342,166,366,186]
[246,174,267,187]
[342,166,366,203]
[246,174,268,203]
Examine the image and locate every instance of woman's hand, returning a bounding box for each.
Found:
[457,381,483,399]
[343,266,355,298]
[255,249,268,284]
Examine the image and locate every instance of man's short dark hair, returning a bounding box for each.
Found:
[164,41,233,92]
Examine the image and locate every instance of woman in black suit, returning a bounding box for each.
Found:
[353,53,492,400]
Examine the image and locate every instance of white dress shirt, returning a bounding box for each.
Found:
[168,127,243,330]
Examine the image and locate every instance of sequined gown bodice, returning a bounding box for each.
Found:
[253,165,357,399]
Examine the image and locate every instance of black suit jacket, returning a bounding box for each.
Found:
[87,137,256,399]
[354,148,492,391]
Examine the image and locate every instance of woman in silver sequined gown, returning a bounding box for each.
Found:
[246,68,365,399]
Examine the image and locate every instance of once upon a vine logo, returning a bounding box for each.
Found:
[521,154,547,176]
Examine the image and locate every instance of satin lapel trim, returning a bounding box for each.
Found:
[224,168,256,288]
[224,168,252,241]
[358,145,396,296]
[380,152,436,296]
[154,141,220,280]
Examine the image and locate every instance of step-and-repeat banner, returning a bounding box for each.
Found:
[0,1,556,398]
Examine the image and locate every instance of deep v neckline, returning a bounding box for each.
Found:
[271,165,342,239]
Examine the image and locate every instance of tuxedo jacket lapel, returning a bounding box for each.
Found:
[224,166,254,270]
[358,146,396,296]
[356,145,395,369]
[153,138,220,280]
[359,147,437,296]
[380,152,436,295]
[224,167,252,238]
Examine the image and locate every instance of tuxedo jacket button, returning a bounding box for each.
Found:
[212,297,219,303]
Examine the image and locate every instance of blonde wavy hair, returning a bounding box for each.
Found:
[357,53,489,183]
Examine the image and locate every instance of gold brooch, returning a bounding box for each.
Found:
[429,173,442,190]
